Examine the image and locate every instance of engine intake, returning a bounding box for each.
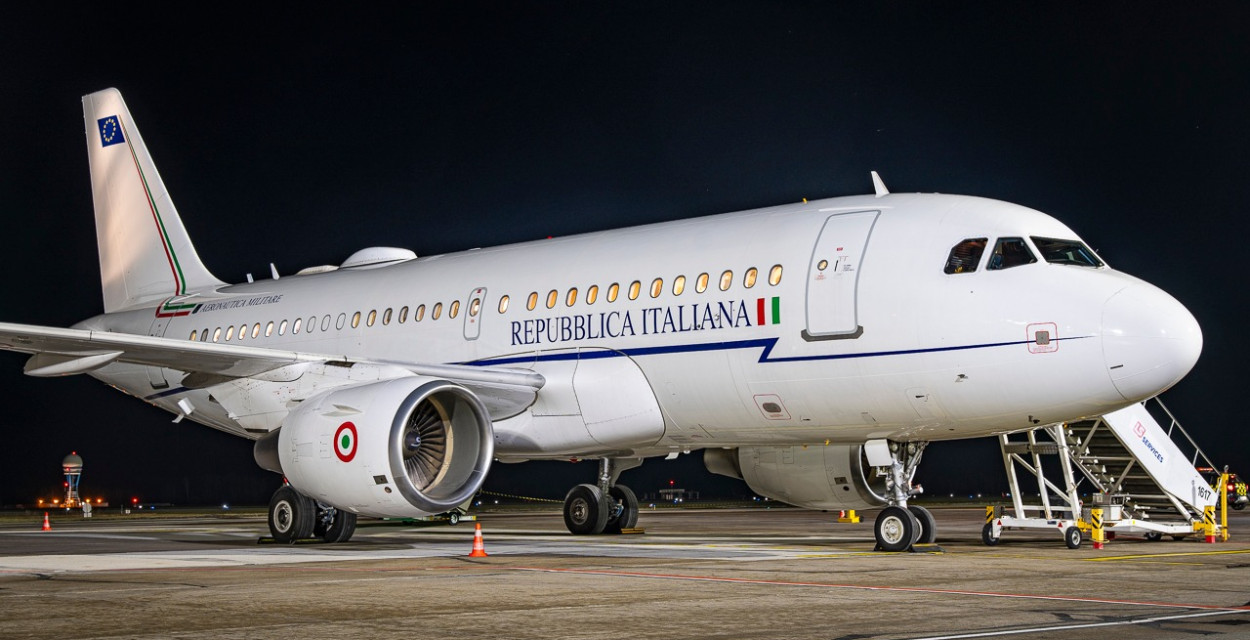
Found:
[269,377,493,518]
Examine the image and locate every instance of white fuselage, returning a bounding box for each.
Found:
[78,192,1201,460]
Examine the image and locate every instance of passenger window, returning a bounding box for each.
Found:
[226,326,235,340]
[987,237,1037,270]
[415,305,426,322]
[696,273,709,293]
[322,315,331,331]
[382,308,391,325]
[189,330,197,341]
[527,292,538,311]
[351,312,361,329]
[367,310,377,327]
[744,268,758,288]
[607,283,620,302]
[293,318,302,334]
[200,328,209,342]
[432,303,443,320]
[546,290,558,309]
[279,319,288,335]
[399,306,409,323]
[719,270,733,291]
[566,288,577,307]
[628,281,641,300]
[450,300,460,318]
[265,321,274,337]
[944,238,988,274]
[673,275,685,296]
[587,285,598,305]
[1031,237,1104,267]
[470,298,481,317]
[336,313,346,330]
[650,278,663,298]
[249,323,258,339]
[769,264,783,286]
[498,296,509,314]
[213,327,222,342]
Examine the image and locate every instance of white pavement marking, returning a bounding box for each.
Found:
[908,610,1248,639]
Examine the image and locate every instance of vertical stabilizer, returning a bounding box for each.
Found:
[82,88,224,313]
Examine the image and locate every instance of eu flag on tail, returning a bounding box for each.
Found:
[97,116,125,147]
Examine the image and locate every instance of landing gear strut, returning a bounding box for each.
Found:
[871,441,929,551]
[563,458,641,535]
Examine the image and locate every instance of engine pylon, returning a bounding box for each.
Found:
[469,522,488,557]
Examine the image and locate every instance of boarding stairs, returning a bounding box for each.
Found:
[987,396,1220,546]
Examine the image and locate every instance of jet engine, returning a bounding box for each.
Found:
[257,376,494,519]
[705,444,887,510]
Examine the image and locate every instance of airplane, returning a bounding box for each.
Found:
[0,88,1202,551]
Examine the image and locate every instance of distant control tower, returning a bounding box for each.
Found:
[62,452,83,508]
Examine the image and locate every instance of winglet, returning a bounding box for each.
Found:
[870,171,889,198]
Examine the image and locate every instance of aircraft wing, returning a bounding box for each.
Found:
[0,322,543,415]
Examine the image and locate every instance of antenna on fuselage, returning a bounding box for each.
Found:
[870,171,889,198]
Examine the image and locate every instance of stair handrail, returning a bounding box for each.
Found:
[1147,396,1216,471]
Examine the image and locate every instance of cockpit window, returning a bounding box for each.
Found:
[944,238,987,274]
[1031,237,1104,267]
[987,237,1037,270]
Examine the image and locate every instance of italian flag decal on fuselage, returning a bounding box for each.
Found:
[756,297,780,325]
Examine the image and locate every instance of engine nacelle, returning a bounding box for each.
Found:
[706,445,887,510]
[271,376,494,518]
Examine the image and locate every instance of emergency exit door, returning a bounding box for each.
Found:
[804,211,879,337]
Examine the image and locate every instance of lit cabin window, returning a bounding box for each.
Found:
[189,330,197,341]
[987,237,1037,271]
[432,303,443,320]
[498,296,509,314]
[650,278,663,298]
[415,305,425,322]
[587,285,598,304]
[470,298,481,317]
[293,318,302,333]
[213,327,222,342]
[769,264,783,286]
[628,280,641,300]
[944,238,988,274]
[450,300,460,318]
[607,283,620,302]
[225,326,235,340]
[1031,237,1104,267]
[248,323,257,339]
[744,268,758,288]
[546,290,558,309]
[382,308,391,325]
[351,312,361,329]
[265,321,274,337]
[566,288,577,307]
[368,310,378,327]
[279,319,288,335]
[696,273,709,293]
[527,292,538,311]
[399,306,409,323]
[719,270,733,291]
[237,325,246,341]
[673,275,686,295]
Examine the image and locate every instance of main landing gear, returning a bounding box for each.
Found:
[267,485,357,544]
[871,441,932,552]
[563,458,641,535]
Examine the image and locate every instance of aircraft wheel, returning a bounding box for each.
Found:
[908,505,936,544]
[1233,502,1245,511]
[981,523,1000,546]
[322,510,357,543]
[1143,531,1162,542]
[874,506,917,552]
[603,485,639,534]
[1064,526,1082,549]
[448,512,461,526]
[268,486,315,543]
[563,484,609,535]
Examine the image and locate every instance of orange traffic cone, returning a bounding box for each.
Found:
[468,522,488,557]
[41,512,51,531]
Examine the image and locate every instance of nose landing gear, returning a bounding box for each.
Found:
[870,441,930,552]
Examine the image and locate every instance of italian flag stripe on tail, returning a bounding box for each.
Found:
[756,297,781,325]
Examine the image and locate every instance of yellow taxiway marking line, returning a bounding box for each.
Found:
[1084,548,1250,562]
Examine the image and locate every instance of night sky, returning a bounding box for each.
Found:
[1,4,1246,507]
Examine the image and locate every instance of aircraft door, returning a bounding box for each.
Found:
[805,211,879,338]
[146,311,171,388]
[463,287,486,340]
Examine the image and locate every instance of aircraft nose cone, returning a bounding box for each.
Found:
[1102,284,1202,402]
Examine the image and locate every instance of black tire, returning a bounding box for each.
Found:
[322,510,357,543]
[874,506,917,552]
[563,484,609,535]
[908,505,936,544]
[1233,501,1245,511]
[603,485,640,534]
[1064,526,1082,549]
[1143,531,1162,542]
[268,486,315,543]
[1171,535,1189,541]
[448,512,461,526]
[981,523,1000,546]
